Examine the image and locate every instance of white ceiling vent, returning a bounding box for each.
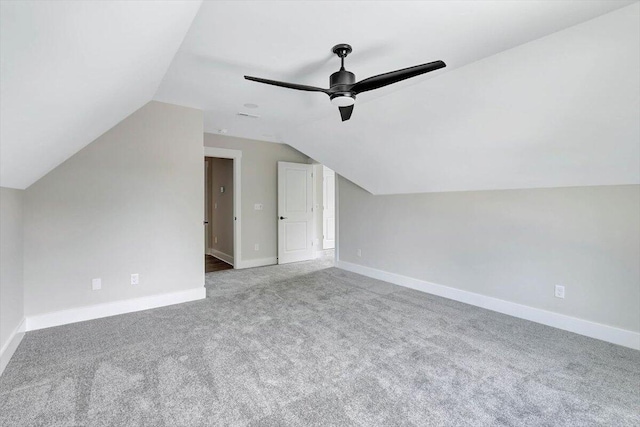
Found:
[237,112,260,118]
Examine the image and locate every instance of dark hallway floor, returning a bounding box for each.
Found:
[205,254,233,273]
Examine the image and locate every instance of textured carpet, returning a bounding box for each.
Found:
[1,250,639,426]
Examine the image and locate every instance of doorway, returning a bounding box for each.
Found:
[203,147,242,273]
[205,157,234,272]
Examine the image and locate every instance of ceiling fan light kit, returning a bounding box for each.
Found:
[245,44,446,122]
[330,94,355,107]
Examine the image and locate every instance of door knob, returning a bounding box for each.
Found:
[279,216,287,220]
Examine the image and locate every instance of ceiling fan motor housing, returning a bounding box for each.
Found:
[330,69,356,105]
[330,69,355,87]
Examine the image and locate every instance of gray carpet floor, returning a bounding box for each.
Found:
[1,250,639,426]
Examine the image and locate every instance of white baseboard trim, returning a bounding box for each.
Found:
[336,260,640,350]
[211,249,234,266]
[25,287,206,332]
[236,257,277,269]
[315,249,333,258]
[0,317,26,377]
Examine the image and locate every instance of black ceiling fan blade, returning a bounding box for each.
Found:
[339,105,354,121]
[244,76,329,94]
[351,60,446,94]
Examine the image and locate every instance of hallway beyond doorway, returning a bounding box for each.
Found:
[205,255,233,273]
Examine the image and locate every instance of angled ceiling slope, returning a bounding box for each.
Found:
[0,0,202,189]
[154,0,638,195]
[284,3,640,194]
[155,1,634,144]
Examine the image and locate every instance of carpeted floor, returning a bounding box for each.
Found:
[1,250,639,426]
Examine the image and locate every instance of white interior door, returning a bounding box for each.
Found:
[278,161,314,264]
[322,167,336,249]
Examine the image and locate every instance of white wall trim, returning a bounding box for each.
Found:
[236,257,277,269]
[336,260,640,350]
[334,174,340,265]
[0,317,26,377]
[312,163,321,253]
[211,249,234,266]
[204,147,242,160]
[204,146,242,270]
[25,287,206,332]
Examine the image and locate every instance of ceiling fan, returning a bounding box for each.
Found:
[244,44,446,122]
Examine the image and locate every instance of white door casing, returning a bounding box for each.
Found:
[322,167,336,249]
[203,147,241,268]
[204,160,211,252]
[278,161,314,264]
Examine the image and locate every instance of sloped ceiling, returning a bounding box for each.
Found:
[0,0,202,189]
[286,3,640,194]
[154,0,638,194]
[2,1,638,194]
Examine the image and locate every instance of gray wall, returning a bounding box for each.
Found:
[338,177,640,332]
[23,101,204,316]
[204,134,309,262]
[0,188,24,350]
[206,157,234,258]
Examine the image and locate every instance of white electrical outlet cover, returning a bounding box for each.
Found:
[92,278,101,290]
[131,274,139,285]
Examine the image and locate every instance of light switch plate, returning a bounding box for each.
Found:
[131,273,139,285]
[92,278,101,291]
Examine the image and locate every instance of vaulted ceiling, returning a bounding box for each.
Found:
[284,3,640,194]
[2,1,638,193]
[0,1,202,189]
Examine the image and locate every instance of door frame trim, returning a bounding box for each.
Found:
[204,147,242,269]
[322,166,336,249]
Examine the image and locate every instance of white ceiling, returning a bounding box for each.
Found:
[0,0,202,189]
[154,0,638,194]
[2,1,638,194]
[286,2,640,194]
